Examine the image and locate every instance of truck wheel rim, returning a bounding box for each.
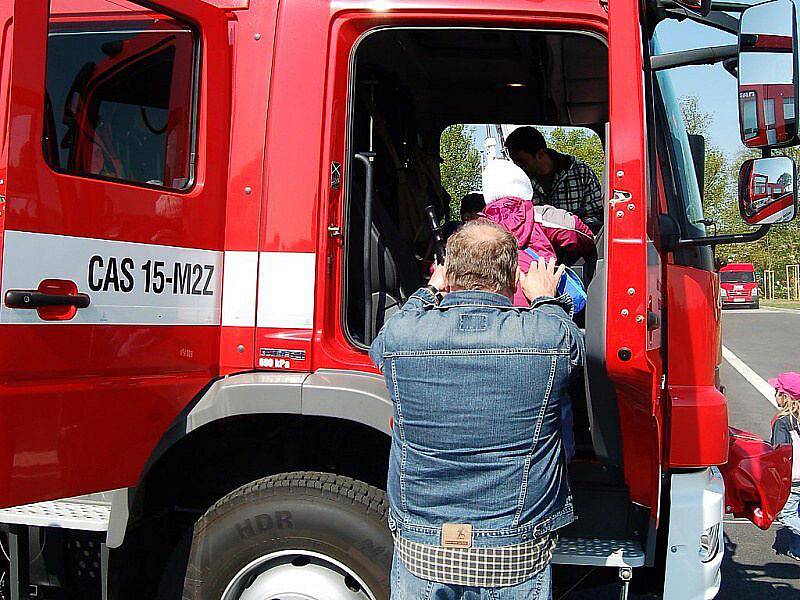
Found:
[221,549,376,600]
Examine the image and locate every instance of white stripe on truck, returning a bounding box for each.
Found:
[257,252,315,329]
[221,251,258,327]
[1,230,222,326]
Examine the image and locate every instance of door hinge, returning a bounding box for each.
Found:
[328,225,341,238]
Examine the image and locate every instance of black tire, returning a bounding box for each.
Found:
[182,472,392,600]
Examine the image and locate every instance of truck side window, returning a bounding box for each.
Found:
[654,70,707,240]
[44,23,196,190]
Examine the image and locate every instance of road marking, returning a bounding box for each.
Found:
[722,345,778,408]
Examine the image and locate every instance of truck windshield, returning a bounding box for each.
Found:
[655,68,707,238]
[721,271,756,283]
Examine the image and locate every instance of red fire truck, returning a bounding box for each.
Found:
[720,263,759,309]
[740,83,797,147]
[0,0,796,599]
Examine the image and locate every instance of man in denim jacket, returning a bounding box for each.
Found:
[370,219,584,599]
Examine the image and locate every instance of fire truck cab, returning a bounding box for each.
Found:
[0,0,796,599]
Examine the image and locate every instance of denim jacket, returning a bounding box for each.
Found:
[369,287,585,548]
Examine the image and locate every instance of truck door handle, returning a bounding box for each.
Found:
[4,289,90,309]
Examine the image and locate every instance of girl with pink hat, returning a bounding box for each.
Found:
[771,372,800,560]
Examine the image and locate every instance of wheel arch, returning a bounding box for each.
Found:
[108,370,392,599]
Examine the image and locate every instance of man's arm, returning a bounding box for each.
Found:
[520,259,585,368]
[529,295,585,368]
[369,266,446,370]
[368,327,387,372]
[581,165,604,234]
[368,286,439,371]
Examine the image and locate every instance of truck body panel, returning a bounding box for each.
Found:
[0,0,793,598]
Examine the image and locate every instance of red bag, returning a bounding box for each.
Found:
[719,427,793,530]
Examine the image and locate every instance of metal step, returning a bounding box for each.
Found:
[553,537,645,568]
[0,498,110,532]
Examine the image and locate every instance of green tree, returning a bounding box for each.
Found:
[439,124,482,219]
[545,127,604,182]
[679,95,731,224]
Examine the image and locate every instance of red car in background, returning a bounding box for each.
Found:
[721,263,760,309]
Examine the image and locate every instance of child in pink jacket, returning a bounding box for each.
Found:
[481,159,596,307]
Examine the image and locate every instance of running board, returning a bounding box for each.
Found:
[553,537,645,567]
[0,498,110,531]
[0,498,112,600]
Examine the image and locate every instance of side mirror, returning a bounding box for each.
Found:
[738,156,797,225]
[738,0,799,149]
[672,0,711,16]
[688,133,706,198]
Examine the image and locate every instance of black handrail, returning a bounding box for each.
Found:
[354,152,376,343]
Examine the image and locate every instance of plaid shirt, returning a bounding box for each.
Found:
[530,152,603,233]
[394,533,557,588]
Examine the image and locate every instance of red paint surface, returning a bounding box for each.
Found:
[0,0,762,528]
[0,0,232,507]
[665,264,729,467]
[604,0,662,514]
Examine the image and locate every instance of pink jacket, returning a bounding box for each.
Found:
[482,197,595,306]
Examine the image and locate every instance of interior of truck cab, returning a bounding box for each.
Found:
[344,26,650,550]
[345,28,608,343]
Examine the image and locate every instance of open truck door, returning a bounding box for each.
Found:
[0,0,231,508]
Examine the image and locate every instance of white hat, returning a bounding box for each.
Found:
[481,159,533,205]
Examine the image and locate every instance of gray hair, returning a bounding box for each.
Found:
[445,219,518,294]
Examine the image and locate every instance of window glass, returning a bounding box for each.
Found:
[784,97,796,121]
[764,98,776,127]
[742,96,759,139]
[753,175,767,196]
[655,70,706,236]
[44,23,196,189]
[721,271,756,283]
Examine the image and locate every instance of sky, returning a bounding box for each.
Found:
[654,17,745,158]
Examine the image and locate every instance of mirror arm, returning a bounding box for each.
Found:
[673,225,771,248]
[658,4,741,34]
[650,44,738,71]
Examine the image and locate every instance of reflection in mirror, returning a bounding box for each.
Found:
[738,0,798,148]
[738,156,797,225]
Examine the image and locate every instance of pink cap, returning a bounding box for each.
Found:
[769,372,800,400]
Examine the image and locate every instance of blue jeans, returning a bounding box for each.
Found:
[779,488,800,555]
[390,553,552,600]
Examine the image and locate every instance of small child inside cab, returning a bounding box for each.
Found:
[770,372,800,561]
[480,160,594,311]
